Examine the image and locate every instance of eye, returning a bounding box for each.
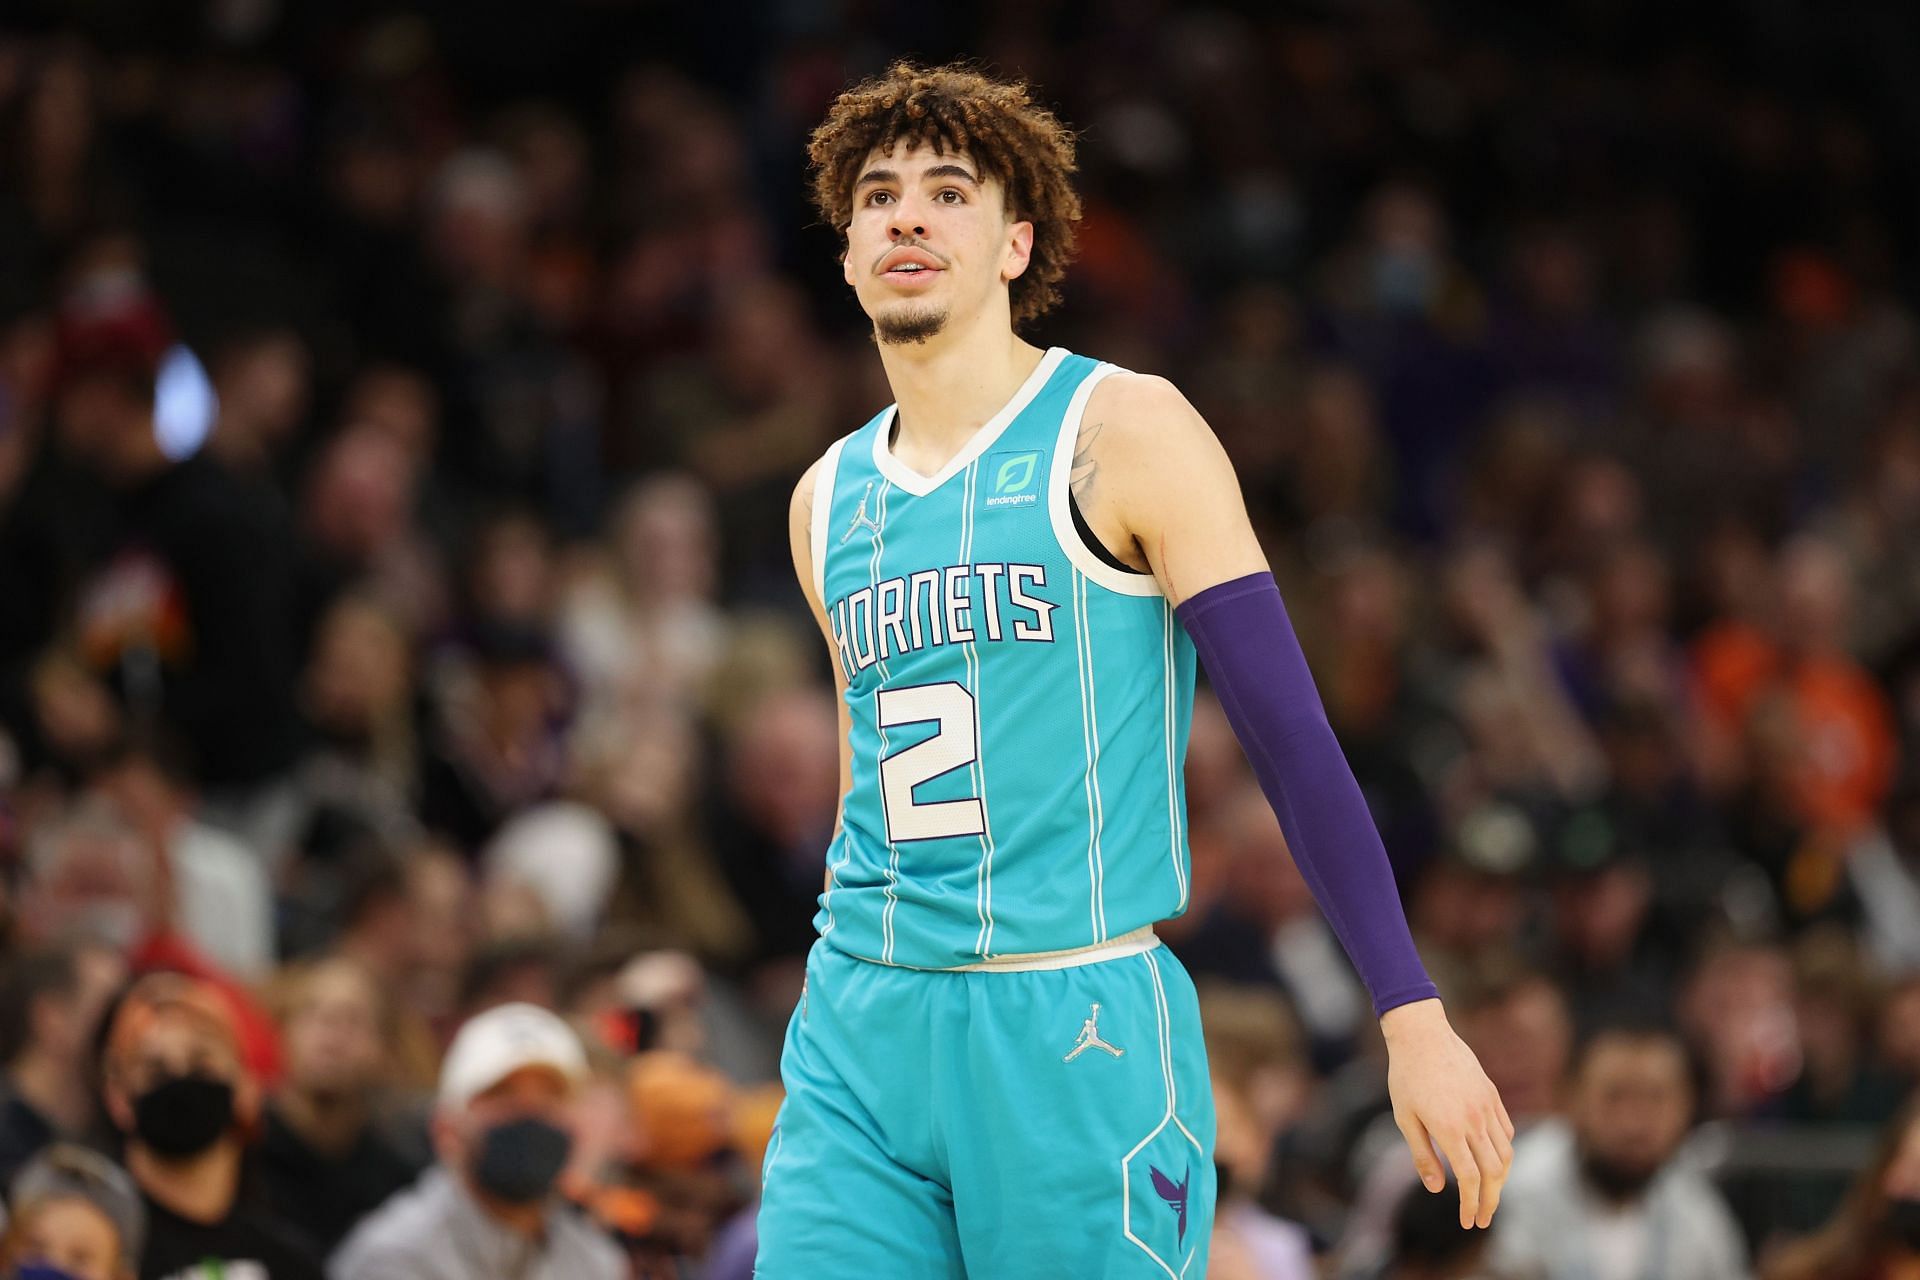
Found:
[938,188,965,204]
[865,191,893,206]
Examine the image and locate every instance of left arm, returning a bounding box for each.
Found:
[1080,372,1514,1228]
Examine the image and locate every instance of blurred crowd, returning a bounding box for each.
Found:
[2,1,1920,1277]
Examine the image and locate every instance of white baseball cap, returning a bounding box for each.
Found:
[438,1003,589,1109]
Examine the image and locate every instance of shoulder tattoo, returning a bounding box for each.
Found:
[1070,419,1103,503]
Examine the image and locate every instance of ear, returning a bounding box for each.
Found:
[103,1078,134,1135]
[430,1108,466,1170]
[234,1074,263,1132]
[1002,220,1034,284]
[842,248,855,289]
[27,989,70,1053]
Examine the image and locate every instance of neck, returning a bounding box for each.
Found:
[111,428,172,486]
[274,1087,368,1154]
[10,1048,91,1134]
[876,320,1042,466]
[129,1140,243,1224]
[459,1171,548,1239]
[334,932,407,985]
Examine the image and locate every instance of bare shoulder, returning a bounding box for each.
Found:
[1084,370,1212,441]
[790,452,828,528]
[788,451,831,607]
[1074,370,1232,503]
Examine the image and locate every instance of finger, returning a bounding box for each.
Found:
[1437,1126,1481,1229]
[1492,1115,1515,1170]
[1495,1093,1516,1141]
[1466,1127,1506,1228]
[1396,1111,1446,1193]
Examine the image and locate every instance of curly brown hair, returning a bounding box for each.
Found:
[808,61,1082,328]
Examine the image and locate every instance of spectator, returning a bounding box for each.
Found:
[330,1002,622,1280]
[17,803,280,1075]
[1769,929,1907,1125]
[1763,1092,1920,1280]
[0,943,126,1188]
[1542,815,1671,1035]
[294,424,441,647]
[1491,1023,1748,1280]
[296,593,424,846]
[418,621,570,854]
[88,742,275,979]
[1381,1176,1497,1280]
[49,270,302,806]
[1697,537,1898,869]
[258,957,424,1260]
[1680,940,1801,1119]
[559,474,729,710]
[1201,985,1316,1280]
[709,686,840,985]
[99,972,321,1280]
[1,1144,145,1280]
[204,327,311,480]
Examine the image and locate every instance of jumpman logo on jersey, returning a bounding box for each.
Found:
[840,480,883,544]
[1063,1002,1124,1061]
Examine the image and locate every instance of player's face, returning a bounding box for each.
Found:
[842,141,1033,344]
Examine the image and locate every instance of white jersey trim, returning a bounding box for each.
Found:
[1048,363,1164,597]
[872,347,1067,496]
[808,433,850,605]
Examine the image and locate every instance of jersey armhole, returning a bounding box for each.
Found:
[1046,364,1164,597]
[808,435,850,604]
[1067,490,1150,576]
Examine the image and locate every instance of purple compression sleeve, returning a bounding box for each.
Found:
[1177,571,1438,1016]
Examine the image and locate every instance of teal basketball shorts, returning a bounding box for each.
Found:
[754,933,1217,1278]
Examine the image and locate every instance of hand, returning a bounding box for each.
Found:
[1381,998,1515,1229]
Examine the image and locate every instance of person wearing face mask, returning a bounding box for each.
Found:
[98,973,322,1280]
[1764,1093,1920,1280]
[329,1002,621,1280]
[0,1144,145,1280]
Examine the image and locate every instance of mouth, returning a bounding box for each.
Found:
[878,248,945,284]
[882,264,943,288]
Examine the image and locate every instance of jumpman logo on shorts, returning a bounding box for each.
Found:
[1063,1002,1124,1061]
[841,480,883,544]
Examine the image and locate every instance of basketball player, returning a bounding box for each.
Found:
[756,63,1512,1277]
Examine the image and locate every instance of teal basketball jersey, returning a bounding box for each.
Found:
[806,348,1198,968]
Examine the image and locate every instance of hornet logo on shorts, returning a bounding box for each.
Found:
[1149,1165,1190,1246]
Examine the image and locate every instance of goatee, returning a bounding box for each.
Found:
[876,306,949,345]
[1579,1148,1660,1204]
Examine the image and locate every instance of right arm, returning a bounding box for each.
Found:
[789,458,853,887]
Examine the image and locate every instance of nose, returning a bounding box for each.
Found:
[888,218,926,240]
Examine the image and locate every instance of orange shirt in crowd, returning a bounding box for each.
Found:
[1692,620,1898,834]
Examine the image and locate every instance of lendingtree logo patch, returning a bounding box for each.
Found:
[984,450,1042,509]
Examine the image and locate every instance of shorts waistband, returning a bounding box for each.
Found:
[892,926,1162,973]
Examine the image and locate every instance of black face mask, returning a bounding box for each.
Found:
[471,1116,572,1205]
[1886,1197,1920,1253]
[132,1074,236,1158]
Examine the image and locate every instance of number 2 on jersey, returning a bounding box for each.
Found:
[876,682,986,842]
